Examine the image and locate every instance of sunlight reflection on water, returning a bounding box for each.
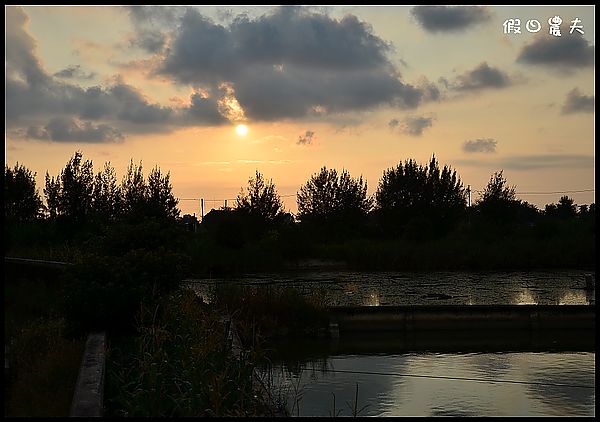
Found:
[265,352,595,416]
[185,270,594,306]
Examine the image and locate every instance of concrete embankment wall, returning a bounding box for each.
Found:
[70,332,106,417]
[328,305,595,333]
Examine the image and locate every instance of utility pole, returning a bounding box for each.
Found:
[200,198,204,221]
[467,185,471,207]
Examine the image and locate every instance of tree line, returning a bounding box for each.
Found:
[4,150,595,237]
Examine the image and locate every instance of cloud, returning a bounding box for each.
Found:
[127,5,184,28]
[297,130,315,145]
[516,35,594,72]
[130,29,167,53]
[26,117,124,143]
[561,88,594,114]
[455,154,594,170]
[125,6,187,54]
[5,7,228,142]
[410,6,491,33]
[463,138,497,153]
[53,64,96,80]
[158,7,433,121]
[452,62,512,91]
[391,116,434,136]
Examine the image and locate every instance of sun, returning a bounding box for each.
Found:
[235,124,249,136]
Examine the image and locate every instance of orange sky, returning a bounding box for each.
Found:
[5,6,595,216]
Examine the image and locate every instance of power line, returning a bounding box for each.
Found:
[311,368,594,389]
[180,194,297,201]
[516,189,595,195]
[473,189,594,195]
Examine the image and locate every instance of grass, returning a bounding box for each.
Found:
[4,266,87,417]
[210,284,330,341]
[4,318,85,417]
[104,288,287,417]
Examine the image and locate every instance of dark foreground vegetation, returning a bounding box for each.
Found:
[4,150,595,415]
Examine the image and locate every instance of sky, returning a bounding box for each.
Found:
[5,5,595,216]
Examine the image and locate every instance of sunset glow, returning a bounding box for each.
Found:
[4,5,595,217]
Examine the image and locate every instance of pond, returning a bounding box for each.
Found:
[260,347,595,416]
[185,270,595,306]
[186,270,595,415]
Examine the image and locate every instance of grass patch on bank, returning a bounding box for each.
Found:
[104,288,287,417]
[4,318,85,417]
[211,284,330,342]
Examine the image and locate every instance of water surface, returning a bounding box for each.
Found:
[263,351,595,416]
[186,270,595,306]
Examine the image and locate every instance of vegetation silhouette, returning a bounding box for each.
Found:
[297,166,372,239]
[5,162,43,222]
[374,155,466,239]
[4,150,596,287]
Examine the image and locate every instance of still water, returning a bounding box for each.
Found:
[186,270,595,306]
[263,350,595,416]
[187,271,595,415]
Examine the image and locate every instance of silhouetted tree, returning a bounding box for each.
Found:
[43,151,94,221]
[545,196,578,220]
[121,160,147,218]
[4,162,43,221]
[297,167,372,231]
[479,170,516,203]
[375,156,466,235]
[92,161,122,221]
[475,170,520,223]
[236,170,284,224]
[147,166,180,220]
[544,203,558,218]
[44,172,61,219]
[514,200,541,224]
[556,195,577,219]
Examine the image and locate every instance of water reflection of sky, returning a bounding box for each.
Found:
[266,352,595,416]
[185,270,594,306]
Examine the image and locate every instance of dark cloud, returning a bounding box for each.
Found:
[53,64,96,80]
[27,117,123,143]
[463,138,497,153]
[5,7,227,141]
[127,6,184,29]
[452,62,511,91]
[125,7,186,54]
[561,88,594,114]
[158,7,431,121]
[404,116,434,136]
[6,7,49,88]
[389,115,434,136]
[181,92,228,125]
[456,154,594,170]
[130,29,167,53]
[415,76,442,101]
[297,130,315,145]
[410,6,491,33]
[516,35,594,72]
